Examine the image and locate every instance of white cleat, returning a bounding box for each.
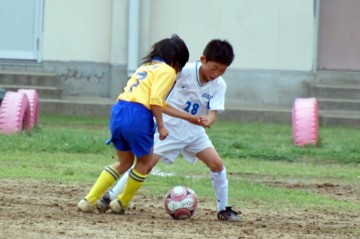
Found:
[109,199,125,214]
[77,198,96,212]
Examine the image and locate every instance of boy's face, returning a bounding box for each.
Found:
[200,56,228,81]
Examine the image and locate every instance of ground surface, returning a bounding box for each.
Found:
[0,179,359,239]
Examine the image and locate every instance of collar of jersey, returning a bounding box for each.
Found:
[196,61,208,86]
[152,57,166,63]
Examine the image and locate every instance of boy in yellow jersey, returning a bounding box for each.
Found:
[78,34,200,213]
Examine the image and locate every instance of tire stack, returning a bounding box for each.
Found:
[292,97,319,146]
[0,89,39,134]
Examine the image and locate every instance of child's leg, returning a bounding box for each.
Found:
[111,154,151,210]
[116,167,146,207]
[108,153,161,202]
[85,165,121,204]
[109,169,130,201]
[210,167,228,211]
[197,147,228,211]
[83,150,134,204]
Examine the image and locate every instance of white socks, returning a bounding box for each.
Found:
[109,167,229,212]
[210,167,228,211]
[108,169,130,201]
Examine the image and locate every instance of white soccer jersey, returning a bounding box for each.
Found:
[154,61,227,163]
[164,60,226,129]
[170,61,226,114]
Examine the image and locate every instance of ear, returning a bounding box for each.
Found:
[200,55,207,64]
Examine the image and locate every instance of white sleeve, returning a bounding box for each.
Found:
[209,79,226,113]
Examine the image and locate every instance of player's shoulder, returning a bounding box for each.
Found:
[176,62,196,81]
[145,63,176,82]
[182,62,196,72]
[213,76,227,88]
[145,61,176,74]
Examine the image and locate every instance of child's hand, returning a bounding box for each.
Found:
[187,116,203,126]
[198,116,211,128]
[158,125,169,140]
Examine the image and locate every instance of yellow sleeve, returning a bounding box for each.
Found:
[149,70,176,109]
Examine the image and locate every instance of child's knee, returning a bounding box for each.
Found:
[209,162,224,174]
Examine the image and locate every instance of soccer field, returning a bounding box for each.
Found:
[0,176,358,238]
[0,116,359,238]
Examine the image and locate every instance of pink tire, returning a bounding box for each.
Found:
[18,89,39,128]
[0,91,32,134]
[292,98,319,146]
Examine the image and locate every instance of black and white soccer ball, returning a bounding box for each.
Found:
[164,186,198,220]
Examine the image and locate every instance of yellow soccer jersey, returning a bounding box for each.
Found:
[118,62,176,110]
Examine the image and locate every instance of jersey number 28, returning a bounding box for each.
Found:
[184,101,199,115]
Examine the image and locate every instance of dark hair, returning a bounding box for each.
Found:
[203,39,234,66]
[141,34,189,71]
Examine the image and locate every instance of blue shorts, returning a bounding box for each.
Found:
[106,100,155,158]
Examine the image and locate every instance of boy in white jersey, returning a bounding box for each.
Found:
[98,39,240,222]
[77,34,198,213]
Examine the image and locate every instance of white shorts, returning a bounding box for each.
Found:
[154,130,213,164]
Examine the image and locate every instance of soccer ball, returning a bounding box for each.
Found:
[164,186,198,220]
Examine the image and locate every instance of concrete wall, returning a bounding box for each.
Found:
[42,0,129,98]
[147,0,314,71]
[224,69,313,107]
[1,0,317,106]
[42,0,314,70]
[43,0,113,62]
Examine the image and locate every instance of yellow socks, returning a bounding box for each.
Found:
[85,165,120,204]
[117,168,146,207]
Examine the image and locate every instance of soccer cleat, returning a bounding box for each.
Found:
[77,198,96,212]
[217,206,241,222]
[109,199,125,214]
[96,192,111,213]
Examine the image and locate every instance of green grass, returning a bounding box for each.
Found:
[0,114,359,211]
[210,121,360,164]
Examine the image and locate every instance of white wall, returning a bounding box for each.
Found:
[43,0,113,62]
[42,0,314,71]
[110,0,128,65]
[147,0,314,71]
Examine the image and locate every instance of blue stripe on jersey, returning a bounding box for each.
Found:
[152,56,166,64]
[195,61,208,87]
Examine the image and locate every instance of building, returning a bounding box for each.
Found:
[1,0,360,124]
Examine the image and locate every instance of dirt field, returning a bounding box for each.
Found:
[0,179,359,239]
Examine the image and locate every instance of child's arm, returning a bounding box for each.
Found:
[163,104,202,126]
[199,110,217,128]
[151,105,168,140]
